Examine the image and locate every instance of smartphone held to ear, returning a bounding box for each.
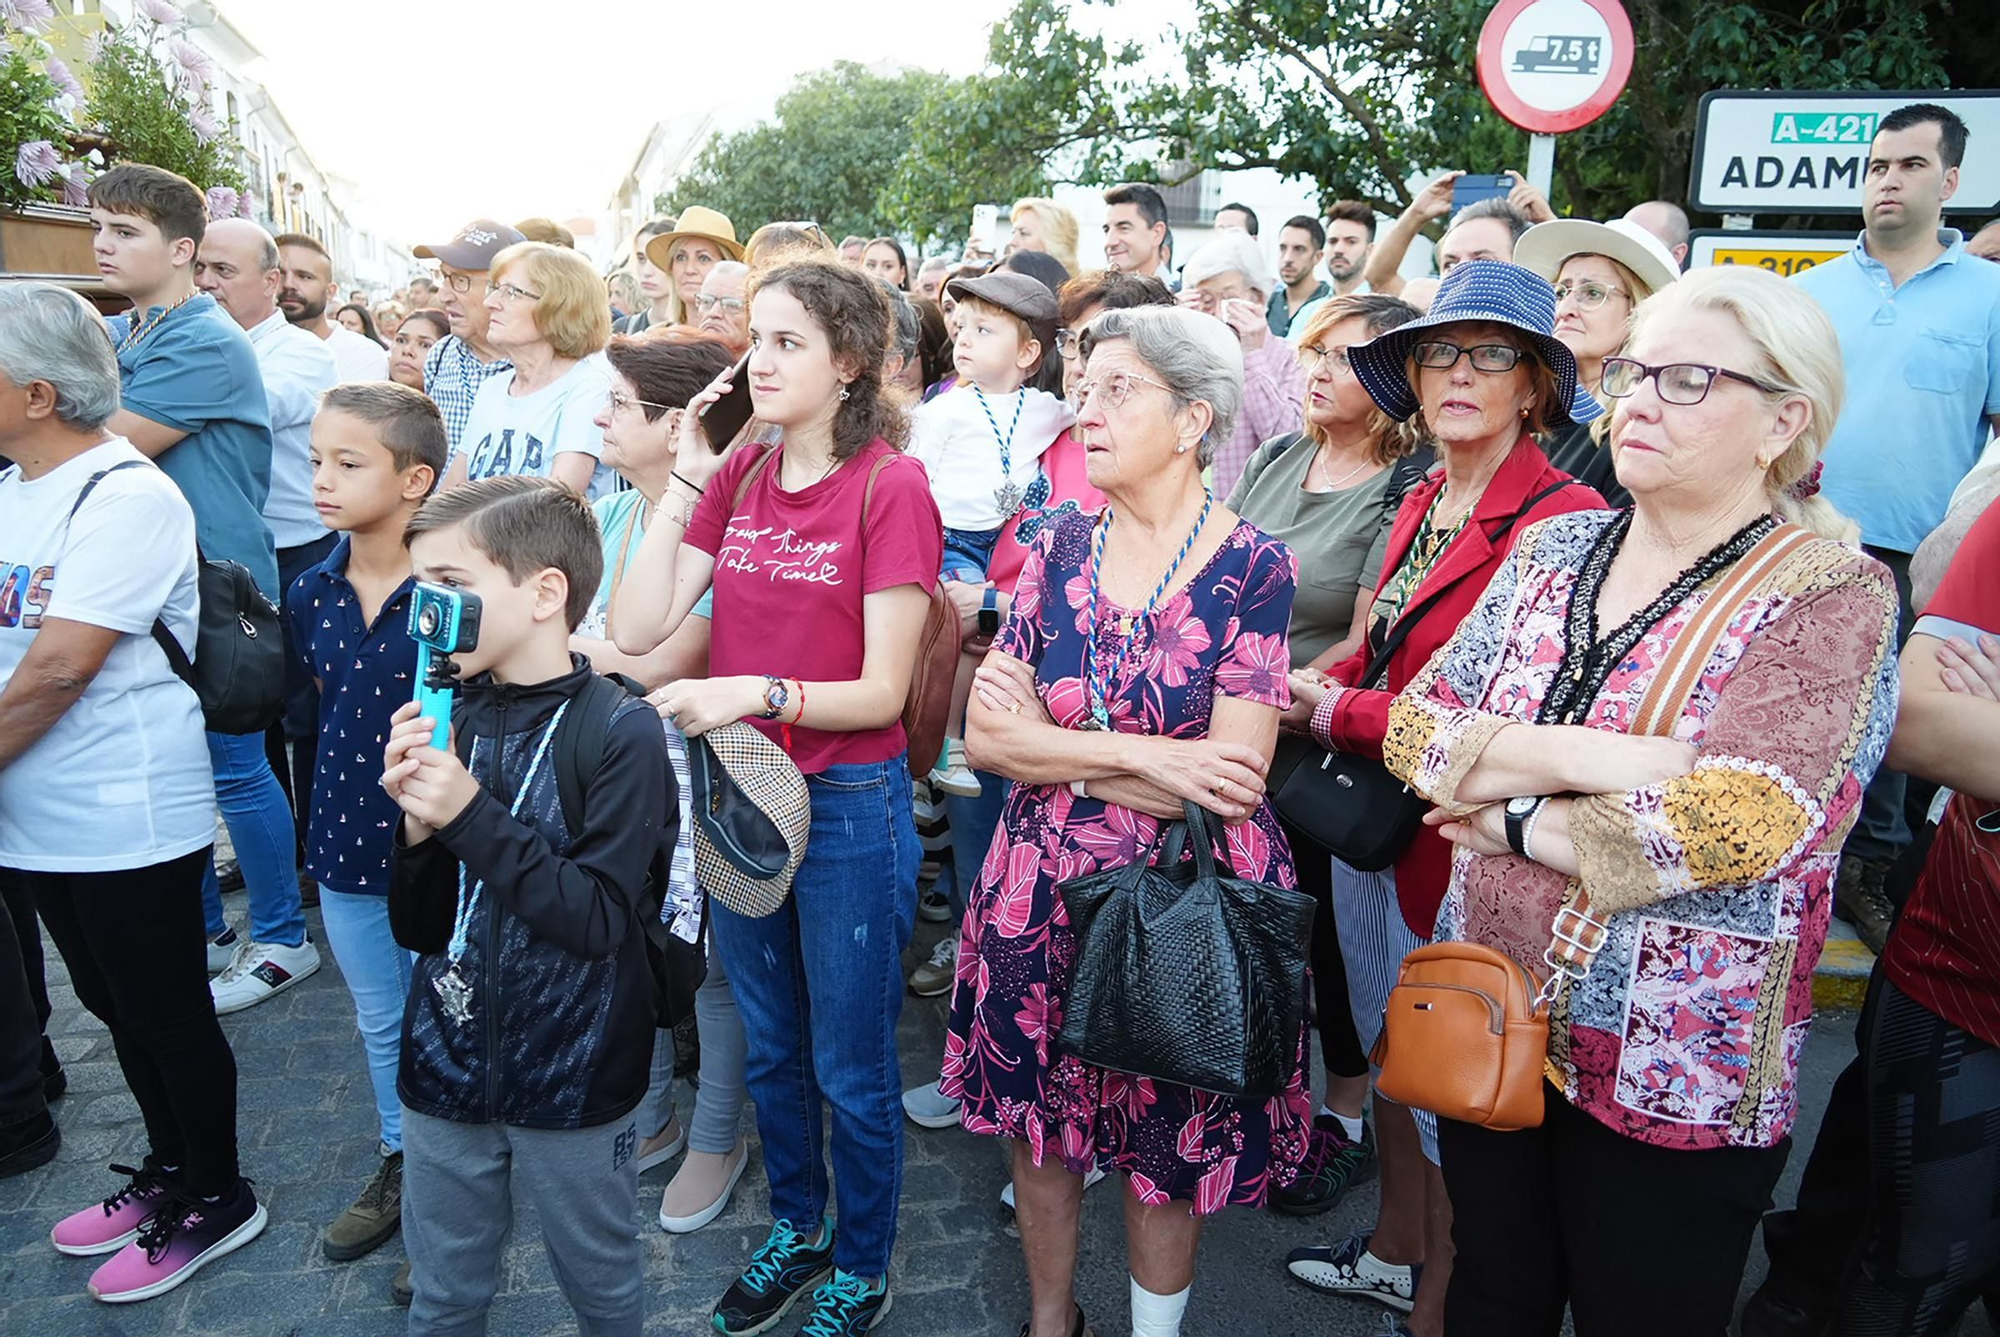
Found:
[698,348,755,452]
[1451,173,1514,214]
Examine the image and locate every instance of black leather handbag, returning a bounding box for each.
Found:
[1273,478,1575,870]
[1055,801,1316,1099]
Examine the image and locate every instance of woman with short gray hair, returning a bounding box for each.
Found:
[1177,232,1307,494]
[0,283,265,1300]
[939,303,1310,1337]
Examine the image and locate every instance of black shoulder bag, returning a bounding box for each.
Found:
[1271,478,1574,870]
[67,461,284,736]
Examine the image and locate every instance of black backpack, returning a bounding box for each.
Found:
[66,460,284,736]
[551,673,707,1028]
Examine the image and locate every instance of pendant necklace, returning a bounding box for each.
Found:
[1079,490,1214,729]
[1312,443,1371,493]
[435,700,569,1025]
[976,386,1028,515]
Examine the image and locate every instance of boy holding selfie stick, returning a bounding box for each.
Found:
[382,476,671,1336]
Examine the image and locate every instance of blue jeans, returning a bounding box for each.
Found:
[708,757,919,1279]
[199,730,305,948]
[941,526,998,584]
[944,770,1009,918]
[318,890,413,1152]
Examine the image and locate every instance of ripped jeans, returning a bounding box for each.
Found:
[708,757,919,1279]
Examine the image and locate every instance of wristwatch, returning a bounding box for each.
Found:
[759,675,789,721]
[1505,796,1548,859]
[978,587,1001,638]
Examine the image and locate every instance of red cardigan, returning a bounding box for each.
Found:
[1311,435,1606,934]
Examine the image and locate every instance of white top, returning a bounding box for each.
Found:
[908,383,1073,530]
[324,322,390,382]
[457,354,618,499]
[247,308,340,548]
[0,440,212,872]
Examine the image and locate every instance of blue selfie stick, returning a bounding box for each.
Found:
[408,583,481,750]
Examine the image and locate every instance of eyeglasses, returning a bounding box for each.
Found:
[1055,328,1084,360]
[442,272,484,295]
[1299,344,1354,377]
[693,294,745,314]
[1600,357,1785,406]
[1552,279,1631,311]
[608,389,672,415]
[1068,370,1172,412]
[488,281,541,304]
[1412,341,1530,374]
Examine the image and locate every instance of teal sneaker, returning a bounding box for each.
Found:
[711,1218,835,1335]
[800,1270,893,1335]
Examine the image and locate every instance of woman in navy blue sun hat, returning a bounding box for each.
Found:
[1280,257,1608,1329]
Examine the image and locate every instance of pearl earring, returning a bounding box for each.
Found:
[1175,443,1190,454]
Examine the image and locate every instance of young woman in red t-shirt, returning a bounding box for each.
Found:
[613,259,942,1335]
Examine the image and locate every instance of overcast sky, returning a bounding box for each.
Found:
[220,0,1022,245]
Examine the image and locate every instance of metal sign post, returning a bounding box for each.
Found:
[1527,133,1557,195]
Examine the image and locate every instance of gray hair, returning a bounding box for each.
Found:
[1180,230,1274,299]
[705,259,749,287]
[877,278,920,359]
[0,282,121,429]
[1084,305,1244,466]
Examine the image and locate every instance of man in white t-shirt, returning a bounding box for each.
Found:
[276,232,389,382]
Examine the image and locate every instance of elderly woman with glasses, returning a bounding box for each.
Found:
[1380,266,1898,1334]
[1280,260,1607,1337]
[943,305,1311,1337]
[1178,231,1309,495]
[1515,217,1684,507]
[439,241,616,497]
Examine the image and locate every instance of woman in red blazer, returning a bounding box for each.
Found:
[1280,261,1606,1337]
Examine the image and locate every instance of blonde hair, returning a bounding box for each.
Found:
[1623,266,1852,539]
[1011,198,1081,277]
[489,241,612,360]
[1559,252,1658,446]
[1293,294,1423,466]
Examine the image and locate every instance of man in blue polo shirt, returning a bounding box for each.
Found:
[89,164,320,1010]
[1793,102,2000,947]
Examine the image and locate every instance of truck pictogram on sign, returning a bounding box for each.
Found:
[1511,35,1602,74]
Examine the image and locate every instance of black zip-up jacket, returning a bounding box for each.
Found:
[389,657,669,1129]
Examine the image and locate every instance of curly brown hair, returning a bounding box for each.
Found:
[749,257,909,458]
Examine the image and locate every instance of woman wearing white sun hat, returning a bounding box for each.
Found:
[1514,217,1682,507]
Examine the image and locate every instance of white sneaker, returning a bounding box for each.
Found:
[918,887,954,924]
[210,935,321,1014]
[1000,1163,1107,1211]
[931,740,982,798]
[907,932,959,998]
[901,1080,963,1129]
[205,927,240,976]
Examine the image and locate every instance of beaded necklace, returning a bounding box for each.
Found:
[432,701,569,1026]
[1079,491,1214,729]
[975,386,1029,515]
[1538,510,1778,725]
[116,291,200,355]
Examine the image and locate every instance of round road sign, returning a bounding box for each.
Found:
[1477,0,1634,135]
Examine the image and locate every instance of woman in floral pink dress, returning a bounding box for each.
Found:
[942,306,1311,1337]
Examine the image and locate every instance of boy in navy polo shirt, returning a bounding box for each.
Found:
[87,163,319,1011]
[284,384,447,1272]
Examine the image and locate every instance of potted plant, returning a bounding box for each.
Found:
[1,0,248,280]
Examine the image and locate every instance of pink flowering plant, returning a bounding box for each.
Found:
[0,10,73,208]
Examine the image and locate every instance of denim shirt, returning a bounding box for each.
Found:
[286,537,417,895]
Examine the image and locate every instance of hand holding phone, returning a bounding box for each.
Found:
[1451,173,1516,215]
[695,348,754,455]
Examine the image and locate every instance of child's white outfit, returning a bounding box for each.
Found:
[909,383,1074,581]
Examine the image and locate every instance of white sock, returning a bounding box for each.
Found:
[1130,1277,1190,1337]
[1328,1109,1365,1141]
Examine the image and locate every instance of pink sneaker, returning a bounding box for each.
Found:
[89,1181,267,1304]
[51,1161,173,1256]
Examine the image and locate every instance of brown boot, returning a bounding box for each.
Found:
[1833,853,1895,954]
[322,1149,402,1261]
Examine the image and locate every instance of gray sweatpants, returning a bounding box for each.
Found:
[401,1106,642,1336]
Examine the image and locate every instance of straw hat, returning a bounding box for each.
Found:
[643,206,744,268]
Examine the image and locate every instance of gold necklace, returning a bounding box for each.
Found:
[117,291,200,354]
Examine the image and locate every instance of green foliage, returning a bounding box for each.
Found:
[84,22,245,196]
[945,0,1961,221]
[0,42,72,210]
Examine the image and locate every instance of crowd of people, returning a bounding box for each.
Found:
[0,96,1998,1337]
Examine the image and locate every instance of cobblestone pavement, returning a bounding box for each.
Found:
[2,894,1988,1337]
